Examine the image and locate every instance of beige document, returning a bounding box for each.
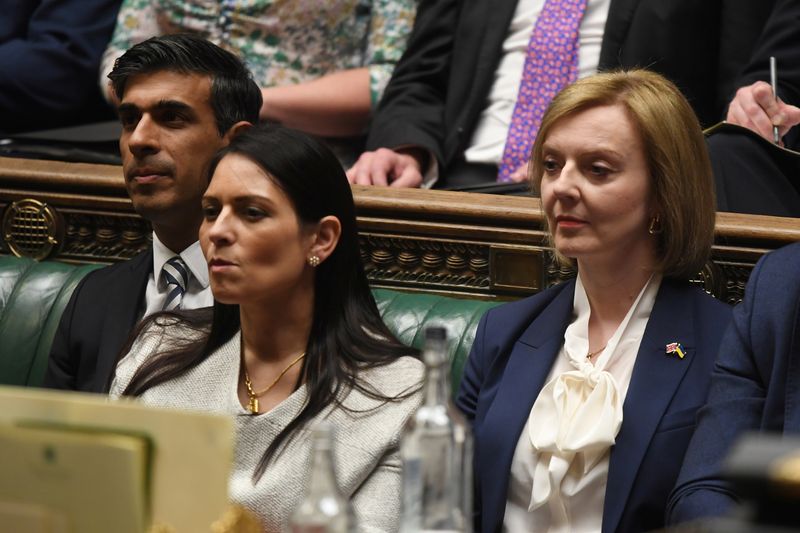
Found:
[0,385,234,532]
[0,424,149,533]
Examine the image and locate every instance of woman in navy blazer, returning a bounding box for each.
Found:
[456,70,732,533]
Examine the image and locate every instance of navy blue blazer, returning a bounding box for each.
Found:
[0,0,121,133]
[457,278,732,533]
[667,242,800,524]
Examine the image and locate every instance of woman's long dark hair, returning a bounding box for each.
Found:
[119,125,418,479]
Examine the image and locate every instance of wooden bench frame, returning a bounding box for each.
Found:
[1,156,798,304]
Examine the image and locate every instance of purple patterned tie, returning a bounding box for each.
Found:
[498,0,588,182]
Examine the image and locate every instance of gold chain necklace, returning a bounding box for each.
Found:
[242,350,306,415]
[586,344,607,361]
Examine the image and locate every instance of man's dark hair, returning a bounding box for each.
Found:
[108,33,262,135]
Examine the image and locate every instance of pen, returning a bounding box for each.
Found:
[770,56,780,144]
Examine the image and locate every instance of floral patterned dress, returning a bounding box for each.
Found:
[100,0,417,108]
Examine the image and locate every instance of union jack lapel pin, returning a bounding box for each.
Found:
[666,342,686,359]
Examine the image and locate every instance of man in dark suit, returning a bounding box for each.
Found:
[347,0,800,195]
[42,34,262,392]
[666,241,800,523]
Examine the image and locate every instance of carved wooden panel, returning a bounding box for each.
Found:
[1,156,798,302]
[60,212,150,262]
[360,234,492,292]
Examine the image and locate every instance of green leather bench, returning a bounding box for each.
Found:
[0,256,501,394]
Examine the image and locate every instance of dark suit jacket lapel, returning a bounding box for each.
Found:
[598,0,639,68]
[603,280,695,532]
[479,281,575,533]
[474,0,518,85]
[782,288,800,429]
[91,248,152,392]
[456,0,519,152]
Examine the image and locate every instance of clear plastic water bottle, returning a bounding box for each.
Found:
[287,422,350,533]
[400,326,473,533]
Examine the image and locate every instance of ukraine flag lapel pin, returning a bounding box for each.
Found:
[666,342,686,359]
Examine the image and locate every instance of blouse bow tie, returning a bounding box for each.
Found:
[526,358,623,510]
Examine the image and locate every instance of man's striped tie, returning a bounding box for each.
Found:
[162,256,189,311]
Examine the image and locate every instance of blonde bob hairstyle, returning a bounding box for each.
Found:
[529,69,715,281]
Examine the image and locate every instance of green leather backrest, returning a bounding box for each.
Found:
[373,288,501,397]
[0,257,103,386]
[0,257,501,394]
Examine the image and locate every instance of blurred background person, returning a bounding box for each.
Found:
[667,241,800,524]
[0,0,121,133]
[456,70,732,533]
[347,0,800,218]
[707,0,800,217]
[110,125,423,532]
[99,0,418,164]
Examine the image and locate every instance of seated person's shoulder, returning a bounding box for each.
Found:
[481,280,576,325]
[763,241,800,270]
[359,355,424,397]
[110,310,212,396]
[73,252,151,289]
[741,242,800,305]
[732,242,800,302]
[334,355,424,416]
[671,278,731,312]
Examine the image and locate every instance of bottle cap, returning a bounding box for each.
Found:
[423,326,448,366]
[424,326,447,342]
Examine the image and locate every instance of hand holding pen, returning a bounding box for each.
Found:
[770,57,780,144]
[726,58,800,145]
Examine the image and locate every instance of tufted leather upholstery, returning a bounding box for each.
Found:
[0,257,501,393]
[373,288,500,397]
[0,257,103,386]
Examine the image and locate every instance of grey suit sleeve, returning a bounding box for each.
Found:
[350,446,405,533]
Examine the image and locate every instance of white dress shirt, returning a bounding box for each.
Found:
[142,232,213,319]
[504,272,661,533]
[465,0,612,165]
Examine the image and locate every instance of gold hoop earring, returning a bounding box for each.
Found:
[307,255,321,267]
[648,215,663,235]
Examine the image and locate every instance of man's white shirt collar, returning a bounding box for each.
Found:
[151,232,209,290]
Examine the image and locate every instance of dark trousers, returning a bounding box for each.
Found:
[709,131,800,217]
